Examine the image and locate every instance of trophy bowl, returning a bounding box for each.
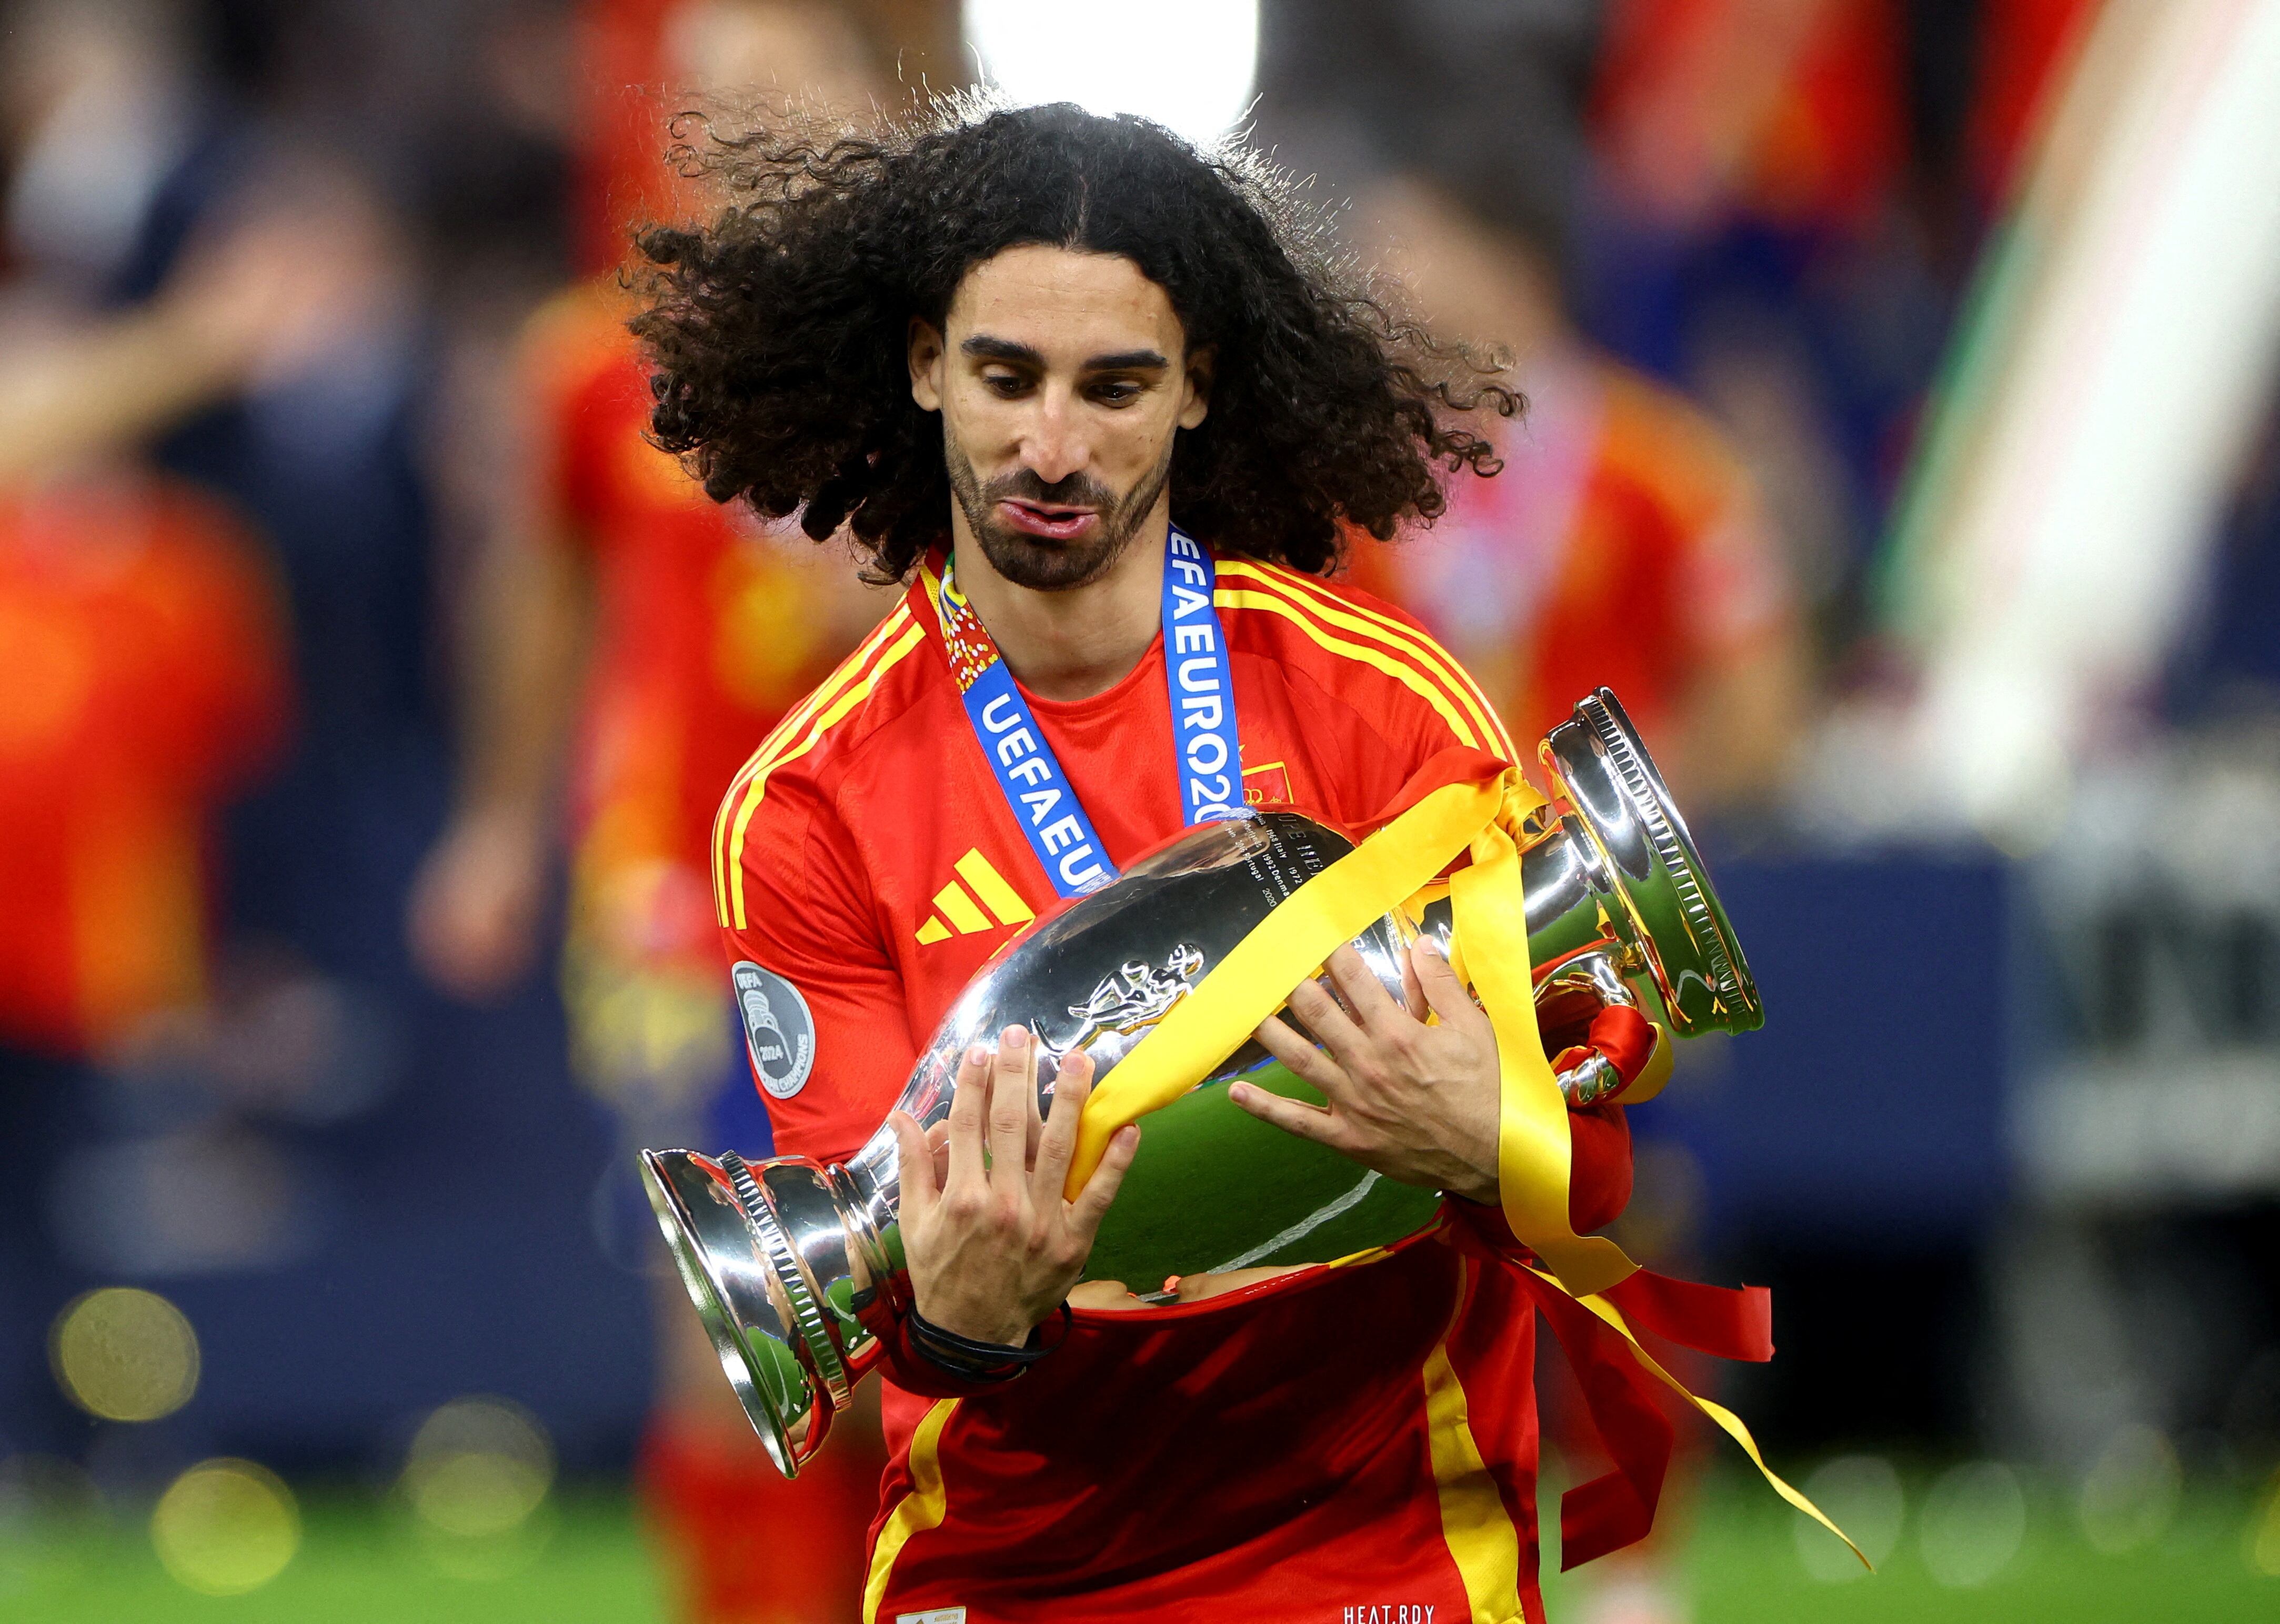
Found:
[641,688,1759,1473]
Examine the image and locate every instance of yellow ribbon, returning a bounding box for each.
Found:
[1449,774,1639,1298]
[1067,763,1633,1297]
[1063,760,1860,1565]
[1068,774,1493,1197]
[1534,1267,1872,1571]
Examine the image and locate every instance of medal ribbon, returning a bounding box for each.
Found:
[924,526,1241,899]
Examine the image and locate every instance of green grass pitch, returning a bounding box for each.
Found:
[3,1471,2274,1621]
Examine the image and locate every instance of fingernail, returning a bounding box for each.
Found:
[967,1043,989,1066]
[1003,1025,1028,1050]
[1418,936,1443,958]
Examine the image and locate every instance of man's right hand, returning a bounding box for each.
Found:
[889,1027,1140,1347]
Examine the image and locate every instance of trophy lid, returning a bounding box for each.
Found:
[1542,688,1762,1035]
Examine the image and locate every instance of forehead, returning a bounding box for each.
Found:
[943,244,1185,358]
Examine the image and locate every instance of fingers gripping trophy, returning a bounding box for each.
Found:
[622,100,1849,1618]
[644,687,1760,1472]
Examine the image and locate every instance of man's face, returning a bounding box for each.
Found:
[909,244,1212,592]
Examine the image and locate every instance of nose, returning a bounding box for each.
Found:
[1018,386,1091,488]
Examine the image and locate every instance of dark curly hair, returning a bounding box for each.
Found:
[632,99,1520,580]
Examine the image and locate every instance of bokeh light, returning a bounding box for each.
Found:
[1917,1460,2028,1587]
[963,0,1260,152]
[150,1459,300,1595]
[2078,1424,2183,1555]
[48,1287,200,1422]
[399,1395,556,1575]
[1794,1455,1904,1581]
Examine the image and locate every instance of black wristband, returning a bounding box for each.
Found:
[907,1304,1067,1382]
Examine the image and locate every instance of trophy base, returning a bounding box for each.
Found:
[638,1148,836,1476]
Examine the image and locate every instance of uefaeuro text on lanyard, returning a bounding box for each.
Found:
[926,525,1244,900]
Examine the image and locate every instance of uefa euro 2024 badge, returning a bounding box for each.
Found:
[731,961,816,1099]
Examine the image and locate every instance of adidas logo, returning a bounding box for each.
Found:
[915,849,1035,945]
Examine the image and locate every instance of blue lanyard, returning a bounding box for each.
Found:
[928,526,1243,899]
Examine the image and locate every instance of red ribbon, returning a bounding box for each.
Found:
[1448,1211,1773,1569]
[1523,1270,1675,1568]
[1550,1005,1658,1095]
[1603,1268,1772,1363]
[1529,1266,1771,1568]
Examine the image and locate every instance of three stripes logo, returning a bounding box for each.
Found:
[914,849,1035,945]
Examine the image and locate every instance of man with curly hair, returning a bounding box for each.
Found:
[637,101,1645,1622]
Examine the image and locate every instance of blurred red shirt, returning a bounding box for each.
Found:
[1348,347,1791,758]
[0,475,286,1056]
[523,283,870,982]
[1592,0,2103,226]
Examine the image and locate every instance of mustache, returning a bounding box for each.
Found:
[982,468,1118,510]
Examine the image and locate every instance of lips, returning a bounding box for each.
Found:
[997,499,1099,542]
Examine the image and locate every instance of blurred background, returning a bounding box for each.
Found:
[1,1,2276,1620]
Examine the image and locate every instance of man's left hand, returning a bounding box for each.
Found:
[1231,938,1500,1204]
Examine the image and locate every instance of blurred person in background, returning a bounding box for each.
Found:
[0,0,620,1493]
[0,12,320,1453]
[1349,171,1809,812]
[1582,0,2102,656]
[407,4,918,1617]
[6,0,464,1124]
[0,436,287,1465]
[1262,0,1811,815]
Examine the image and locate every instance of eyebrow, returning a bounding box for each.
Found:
[960,335,1170,372]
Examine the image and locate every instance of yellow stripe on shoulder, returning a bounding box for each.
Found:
[711,604,914,923]
[746,604,916,783]
[1240,558,1516,759]
[1214,587,1480,750]
[721,617,927,930]
[1221,557,1518,761]
[716,608,922,927]
[1252,558,1512,744]
[862,1398,959,1624]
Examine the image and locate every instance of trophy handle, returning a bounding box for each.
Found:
[1539,688,1762,1036]
[1410,689,1761,1039]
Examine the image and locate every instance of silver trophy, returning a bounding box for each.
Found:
[641,689,1759,1473]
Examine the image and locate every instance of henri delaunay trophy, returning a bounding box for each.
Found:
[642,689,1760,1473]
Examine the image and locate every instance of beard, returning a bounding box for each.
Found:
[943,424,1176,592]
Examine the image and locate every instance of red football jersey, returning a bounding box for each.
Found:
[715,543,1632,1622]
[0,476,286,1056]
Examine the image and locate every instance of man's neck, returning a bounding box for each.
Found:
[950,503,1170,702]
